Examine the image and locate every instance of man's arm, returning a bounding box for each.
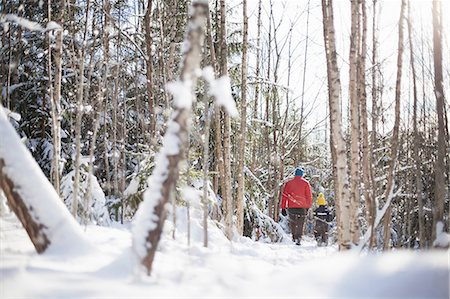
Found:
[305,182,313,207]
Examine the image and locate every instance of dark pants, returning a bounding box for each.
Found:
[288,208,308,243]
[314,221,328,245]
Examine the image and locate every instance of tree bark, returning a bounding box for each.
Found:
[235,0,248,236]
[406,0,424,248]
[144,0,155,136]
[349,0,361,245]
[219,0,234,240]
[321,0,352,250]
[359,0,375,249]
[369,0,378,248]
[72,0,91,219]
[431,0,447,241]
[250,0,262,173]
[382,0,405,250]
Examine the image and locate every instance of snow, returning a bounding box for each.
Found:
[433,222,450,249]
[166,80,193,109]
[202,66,239,117]
[1,206,448,298]
[0,107,92,254]
[1,14,44,31]
[45,21,62,31]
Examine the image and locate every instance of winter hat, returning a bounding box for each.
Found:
[317,193,326,206]
[295,168,304,177]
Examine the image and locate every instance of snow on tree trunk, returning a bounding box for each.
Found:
[0,107,91,254]
[321,0,352,250]
[131,0,208,275]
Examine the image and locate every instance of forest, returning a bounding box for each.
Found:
[0,0,449,297]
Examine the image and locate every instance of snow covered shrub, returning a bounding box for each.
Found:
[244,198,286,242]
[122,155,155,219]
[61,157,110,226]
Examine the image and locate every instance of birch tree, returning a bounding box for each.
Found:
[219,0,234,240]
[236,0,248,236]
[359,0,375,248]
[321,0,352,250]
[349,0,361,245]
[382,0,406,250]
[48,0,64,196]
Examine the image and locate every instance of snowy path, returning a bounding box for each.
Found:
[1,212,448,298]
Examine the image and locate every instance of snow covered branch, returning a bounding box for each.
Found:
[0,107,90,254]
[131,0,208,276]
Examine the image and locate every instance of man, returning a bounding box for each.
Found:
[280,168,312,245]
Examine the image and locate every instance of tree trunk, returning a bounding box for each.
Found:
[382,0,405,251]
[369,0,378,248]
[250,0,262,173]
[219,0,234,240]
[359,0,375,249]
[132,1,208,275]
[431,0,447,241]
[349,0,361,245]
[235,0,248,236]
[49,0,64,197]
[72,0,91,219]
[406,0,424,248]
[144,0,155,136]
[321,0,352,250]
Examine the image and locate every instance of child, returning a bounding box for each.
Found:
[314,193,332,246]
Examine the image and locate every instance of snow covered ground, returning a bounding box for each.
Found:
[1,207,448,299]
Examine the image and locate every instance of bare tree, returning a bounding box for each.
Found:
[359,0,375,249]
[431,0,448,241]
[382,0,406,250]
[369,0,379,249]
[406,0,424,247]
[250,0,262,173]
[236,0,248,236]
[349,0,361,245]
[72,0,91,218]
[144,0,155,136]
[48,0,64,196]
[132,0,208,275]
[321,0,352,250]
[219,0,233,240]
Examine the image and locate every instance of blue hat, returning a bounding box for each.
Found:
[295,168,304,177]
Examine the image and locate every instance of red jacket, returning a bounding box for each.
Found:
[281,176,312,209]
